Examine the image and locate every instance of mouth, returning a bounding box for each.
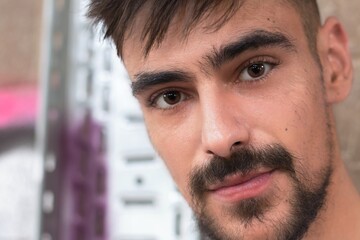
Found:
[207,169,276,203]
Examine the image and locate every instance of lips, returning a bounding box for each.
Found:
[207,169,275,202]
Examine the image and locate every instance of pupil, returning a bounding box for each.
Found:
[164,91,180,105]
[248,64,265,77]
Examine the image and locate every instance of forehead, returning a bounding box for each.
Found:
[122,0,304,77]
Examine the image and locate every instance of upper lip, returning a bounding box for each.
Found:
[207,169,275,191]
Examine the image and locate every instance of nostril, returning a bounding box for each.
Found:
[206,142,242,156]
[206,150,215,155]
[231,141,242,150]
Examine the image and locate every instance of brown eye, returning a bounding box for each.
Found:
[247,63,265,78]
[153,90,187,109]
[163,91,181,105]
[239,62,273,82]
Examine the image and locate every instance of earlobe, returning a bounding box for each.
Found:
[317,17,353,104]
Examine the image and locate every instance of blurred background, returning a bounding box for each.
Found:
[0,0,358,240]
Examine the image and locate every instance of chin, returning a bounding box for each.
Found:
[196,193,289,240]
[194,170,330,240]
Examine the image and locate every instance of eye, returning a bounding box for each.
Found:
[152,90,188,109]
[239,62,274,82]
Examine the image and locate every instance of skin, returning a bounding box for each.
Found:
[122,0,360,239]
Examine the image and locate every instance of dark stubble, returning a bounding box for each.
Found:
[189,144,331,240]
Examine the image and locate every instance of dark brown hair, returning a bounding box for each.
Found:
[87,0,321,58]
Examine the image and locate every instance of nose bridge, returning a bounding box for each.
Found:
[200,86,249,157]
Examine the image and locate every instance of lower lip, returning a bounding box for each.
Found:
[210,171,273,203]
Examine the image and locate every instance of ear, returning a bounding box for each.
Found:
[317,17,353,104]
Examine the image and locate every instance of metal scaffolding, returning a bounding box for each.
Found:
[38,0,109,239]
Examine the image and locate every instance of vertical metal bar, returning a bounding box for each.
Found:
[37,0,73,239]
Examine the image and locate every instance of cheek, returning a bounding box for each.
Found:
[144,112,200,195]
[258,79,330,173]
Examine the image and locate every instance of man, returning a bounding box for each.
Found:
[88,1,360,239]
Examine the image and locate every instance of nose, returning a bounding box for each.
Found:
[201,90,250,158]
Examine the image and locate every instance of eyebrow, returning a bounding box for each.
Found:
[131,30,296,96]
[132,70,193,95]
[203,30,296,69]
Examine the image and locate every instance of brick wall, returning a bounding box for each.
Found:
[0,0,43,85]
[318,0,360,189]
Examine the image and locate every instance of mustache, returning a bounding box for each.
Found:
[189,144,296,199]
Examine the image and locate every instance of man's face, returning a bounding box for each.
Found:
[123,1,334,239]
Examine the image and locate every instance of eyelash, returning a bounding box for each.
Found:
[147,87,191,109]
[237,56,280,83]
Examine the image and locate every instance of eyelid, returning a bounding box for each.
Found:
[236,55,281,82]
[240,56,280,71]
[147,87,192,109]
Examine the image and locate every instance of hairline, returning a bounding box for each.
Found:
[88,0,321,61]
[135,1,319,60]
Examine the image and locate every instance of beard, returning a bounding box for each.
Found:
[189,144,332,240]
